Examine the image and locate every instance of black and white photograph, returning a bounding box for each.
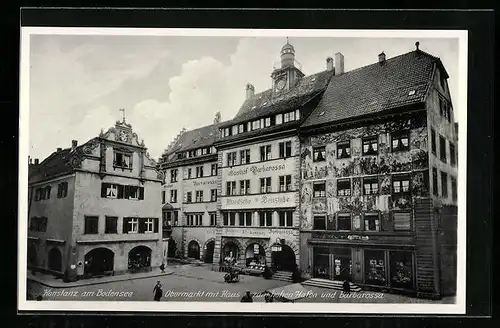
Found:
[18,27,467,314]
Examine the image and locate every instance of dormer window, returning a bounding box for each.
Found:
[265,117,271,127]
[114,151,132,169]
[232,125,238,135]
[276,114,283,125]
[238,124,245,133]
[252,120,261,130]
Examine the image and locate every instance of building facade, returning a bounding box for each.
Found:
[28,119,163,281]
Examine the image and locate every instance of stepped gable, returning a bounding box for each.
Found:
[302,50,447,128]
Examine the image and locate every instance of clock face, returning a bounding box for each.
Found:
[276,78,286,91]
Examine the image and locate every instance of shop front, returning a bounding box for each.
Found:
[311,247,352,281]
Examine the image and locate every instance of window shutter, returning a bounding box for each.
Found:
[101,183,108,197]
[117,185,124,199]
[138,219,146,233]
[122,218,129,233]
[139,187,144,200]
[154,218,159,233]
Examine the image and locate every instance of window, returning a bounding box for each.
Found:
[362,136,378,155]
[240,149,251,165]
[313,181,326,197]
[393,212,411,231]
[195,166,204,178]
[238,124,244,134]
[439,97,451,122]
[223,213,229,226]
[104,216,117,234]
[226,181,237,195]
[451,177,457,201]
[260,145,272,161]
[363,177,379,195]
[252,120,261,130]
[391,131,410,152]
[227,152,237,166]
[210,189,217,201]
[295,109,301,120]
[264,117,271,127]
[170,169,178,183]
[441,171,448,197]
[29,217,47,232]
[337,179,351,196]
[35,188,42,201]
[431,129,436,154]
[195,214,203,226]
[102,183,118,199]
[275,113,283,125]
[259,212,273,227]
[313,146,326,162]
[211,164,218,176]
[229,212,236,226]
[337,141,351,159]
[432,167,438,196]
[238,212,252,226]
[260,177,272,193]
[125,218,139,233]
[144,218,155,233]
[186,191,192,203]
[283,111,296,122]
[114,152,132,169]
[126,186,141,200]
[44,186,51,199]
[439,135,447,162]
[279,141,292,158]
[240,180,250,195]
[393,174,410,194]
[365,250,386,286]
[84,216,99,234]
[279,175,292,192]
[364,213,380,231]
[162,191,166,204]
[210,213,217,226]
[232,125,238,136]
[450,143,456,166]
[279,211,293,227]
[186,214,194,226]
[313,215,326,230]
[170,190,178,203]
[57,182,68,198]
[195,190,204,202]
[337,213,352,231]
[389,251,414,288]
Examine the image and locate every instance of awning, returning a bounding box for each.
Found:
[263,283,313,302]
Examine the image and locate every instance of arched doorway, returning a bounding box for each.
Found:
[187,241,200,259]
[168,238,177,258]
[204,240,215,263]
[245,243,266,266]
[47,247,62,272]
[271,244,296,272]
[221,241,240,264]
[84,248,114,277]
[128,246,152,273]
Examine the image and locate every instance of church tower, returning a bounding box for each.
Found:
[270,38,305,95]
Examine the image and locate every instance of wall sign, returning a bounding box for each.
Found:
[222,227,295,239]
[222,192,296,210]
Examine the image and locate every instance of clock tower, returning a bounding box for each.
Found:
[271,39,305,95]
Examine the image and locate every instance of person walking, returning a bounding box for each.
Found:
[153,281,163,301]
[159,263,165,273]
[240,290,253,302]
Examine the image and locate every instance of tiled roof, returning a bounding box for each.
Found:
[302,50,441,128]
[224,69,334,127]
[29,148,75,183]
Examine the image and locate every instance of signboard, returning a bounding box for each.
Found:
[222,227,295,239]
[221,192,296,210]
[223,160,294,180]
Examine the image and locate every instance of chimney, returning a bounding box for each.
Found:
[334,52,344,75]
[326,57,334,71]
[34,158,39,165]
[72,140,78,150]
[378,52,386,64]
[28,156,32,165]
[57,147,62,152]
[246,83,255,100]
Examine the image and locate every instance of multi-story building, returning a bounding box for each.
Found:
[158,116,221,263]
[28,119,163,281]
[298,47,458,298]
[213,41,335,271]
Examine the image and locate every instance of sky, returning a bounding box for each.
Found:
[28,34,459,161]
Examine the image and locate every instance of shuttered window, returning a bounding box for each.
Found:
[393,212,411,231]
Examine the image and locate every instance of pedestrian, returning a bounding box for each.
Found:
[240,290,253,303]
[342,279,351,295]
[159,263,165,273]
[153,281,163,301]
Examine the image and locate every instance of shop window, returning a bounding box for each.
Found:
[240,180,250,195]
[432,167,438,196]
[279,175,292,192]
[279,211,293,227]
[313,215,326,230]
[337,179,351,196]
[313,247,330,279]
[313,146,326,162]
[279,141,292,158]
[337,213,352,231]
[393,211,411,231]
[441,171,448,197]
[170,190,177,203]
[105,216,118,234]
[227,152,237,167]
[57,182,68,198]
[439,135,447,163]
[337,141,351,159]
[240,149,251,165]
[84,216,99,234]
[451,177,457,201]
[260,145,272,161]
[260,177,272,193]
[313,181,326,197]
[391,131,410,152]
[170,169,178,183]
[364,250,386,286]
[259,212,272,227]
[362,136,378,155]
[431,129,436,155]
[364,213,380,231]
[363,177,379,195]
[389,251,414,289]
[210,189,217,201]
[226,181,236,196]
[392,174,410,194]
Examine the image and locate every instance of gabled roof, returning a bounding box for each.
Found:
[301,50,441,128]
[28,145,84,184]
[223,69,334,127]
